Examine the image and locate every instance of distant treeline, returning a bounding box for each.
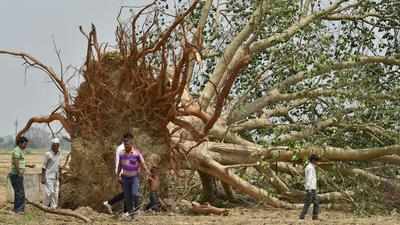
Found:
[0,127,70,150]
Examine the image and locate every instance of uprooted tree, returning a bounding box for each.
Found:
[1,0,400,214]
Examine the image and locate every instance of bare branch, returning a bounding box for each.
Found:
[185,0,213,88]
[228,55,400,123]
[137,0,199,58]
[199,0,267,110]
[373,155,400,166]
[264,145,400,162]
[0,50,71,110]
[51,37,64,80]
[203,142,400,164]
[228,88,341,124]
[194,0,213,47]
[323,13,381,21]
[275,118,337,143]
[231,99,308,132]
[224,162,260,169]
[16,113,72,140]
[187,148,300,208]
[249,0,348,54]
[256,165,290,193]
[339,167,400,189]
[203,54,251,134]
[27,199,90,223]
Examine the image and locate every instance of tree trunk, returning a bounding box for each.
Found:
[60,138,118,209]
[60,129,170,210]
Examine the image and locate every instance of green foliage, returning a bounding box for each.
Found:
[185,0,400,215]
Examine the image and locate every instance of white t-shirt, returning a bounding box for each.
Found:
[304,163,317,190]
[115,144,124,175]
[42,150,61,179]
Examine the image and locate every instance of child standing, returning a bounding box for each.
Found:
[299,154,320,220]
[145,167,161,212]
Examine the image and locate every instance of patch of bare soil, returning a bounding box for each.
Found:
[0,203,399,225]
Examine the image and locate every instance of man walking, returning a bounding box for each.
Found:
[299,154,320,220]
[103,132,133,214]
[9,136,35,214]
[41,138,62,209]
[117,137,149,218]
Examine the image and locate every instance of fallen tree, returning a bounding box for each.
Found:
[1,0,400,214]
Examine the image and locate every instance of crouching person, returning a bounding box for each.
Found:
[299,154,320,220]
[41,138,61,209]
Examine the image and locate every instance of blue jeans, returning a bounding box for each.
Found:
[122,176,140,213]
[108,182,126,212]
[9,173,25,213]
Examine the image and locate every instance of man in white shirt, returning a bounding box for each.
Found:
[299,154,320,220]
[103,133,132,214]
[41,138,62,209]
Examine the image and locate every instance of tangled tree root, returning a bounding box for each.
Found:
[27,199,91,223]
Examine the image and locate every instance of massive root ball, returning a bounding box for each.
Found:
[58,1,202,208]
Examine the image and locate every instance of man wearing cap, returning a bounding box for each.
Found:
[9,136,35,214]
[41,138,62,209]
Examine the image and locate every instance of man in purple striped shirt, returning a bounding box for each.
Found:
[103,133,133,214]
[117,137,149,218]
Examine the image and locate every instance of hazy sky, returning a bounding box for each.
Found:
[0,0,150,136]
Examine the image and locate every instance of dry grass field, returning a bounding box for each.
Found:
[0,150,47,208]
[0,151,399,225]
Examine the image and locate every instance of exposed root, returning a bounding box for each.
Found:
[15,113,71,140]
[190,201,229,215]
[27,199,91,223]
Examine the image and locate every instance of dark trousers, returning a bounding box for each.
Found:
[9,173,25,213]
[299,190,319,219]
[109,192,124,205]
[108,191,126,212]
[122,176,140,213]
[145,192,160,211]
